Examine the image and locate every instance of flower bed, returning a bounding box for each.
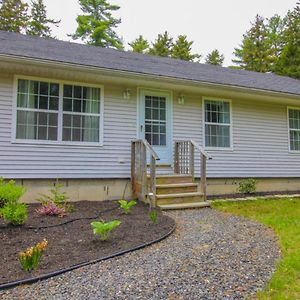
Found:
[0,200,175,288]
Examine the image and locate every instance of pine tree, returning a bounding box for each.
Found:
[265,14,285,71]
[171,35,200,61]
[0,0,28,33]
[205,49,224,66]
[275,2,300,79]
[26,0,60,38]
[128,35,149,54]
[70,0,123,49]
[232,15,271,72]
[149,31,173,57]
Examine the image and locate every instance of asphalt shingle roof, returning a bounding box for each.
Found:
[0,31,299,96]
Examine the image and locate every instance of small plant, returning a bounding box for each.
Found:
[0,201,28,225]
[238,178,257,194]
[0,177,25,207]
[149,209,157,224]
[19,239,48,271]
[36,201,66,217]
[37,179,73,213]
[91,220,121,241]
[118,200,137,214]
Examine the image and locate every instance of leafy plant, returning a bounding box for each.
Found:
[238,178,257,194]
[149,209,157,224]
[0,201,28,225]
[118,200,137,214]
[19,239,48,271]
[36,201,65,217]
[0,177,25,207]
[37,179,73,213]
[91,220,121,241]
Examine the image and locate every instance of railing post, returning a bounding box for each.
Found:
[174,141,179,173]
[131,141,136,196]
[141,142,147,201]
[189,141,194,180]
[201,153,207,201]
[150,155,156,207]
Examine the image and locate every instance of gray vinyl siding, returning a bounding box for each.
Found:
[0,75,137,179]
[1,74,300,179]
[173,93,300,178]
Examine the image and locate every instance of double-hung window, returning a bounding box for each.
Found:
[15,78,102,145]
[288,108,300,151]
[204,99,231,148]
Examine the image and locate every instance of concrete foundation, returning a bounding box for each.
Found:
[12,177,300,203]
[16,179,133,203]
[206,177,300,196]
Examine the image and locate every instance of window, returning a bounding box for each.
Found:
[15,78,102,144]
[204,99,231,148]
[288,108,300,151]
[145,95,166,146]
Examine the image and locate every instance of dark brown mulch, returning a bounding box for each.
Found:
[0,201,175,286]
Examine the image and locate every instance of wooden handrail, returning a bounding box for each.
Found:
[190,140,212,160]
[174,140,212,201]
[132,139,160,160]
[131,139,160,207]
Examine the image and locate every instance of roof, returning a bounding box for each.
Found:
[0,31,300,96]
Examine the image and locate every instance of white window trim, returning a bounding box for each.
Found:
[11,75,104,147]
[202,97,233,151]
[287,106,300,153]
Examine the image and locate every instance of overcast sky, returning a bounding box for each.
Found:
[40,0,296,66]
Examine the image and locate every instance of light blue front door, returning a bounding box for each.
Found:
[139,89,172,164]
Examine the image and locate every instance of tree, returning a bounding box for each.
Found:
[128,35,149,54]
[171,35,200,61]
[275,2,300,79]
[205,49,224,66]
[0,0,28,33]
[149,31,173,57]
[265,14,285,71]
[70,0,123,49]
[26,0,60,38]
[232,15,271,72]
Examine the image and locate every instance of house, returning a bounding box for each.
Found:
[1,31,300,208]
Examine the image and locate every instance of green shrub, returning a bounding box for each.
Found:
[149,209,157,224]
[238,178,257,194]
[118,200,137,214]
[37,179,73,212]
[0,201,28,225]
[0,177,25,207]
[91,220,121,241]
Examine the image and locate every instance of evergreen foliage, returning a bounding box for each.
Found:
[70,0,123,49]
[0,0,28,33]
[205,49,224,66]
[26,0,60,38]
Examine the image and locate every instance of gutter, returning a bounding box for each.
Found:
[1,53,300,101]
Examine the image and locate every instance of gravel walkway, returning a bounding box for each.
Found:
[0,208,280,300]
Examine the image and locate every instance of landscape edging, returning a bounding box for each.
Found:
[0,219,176,291]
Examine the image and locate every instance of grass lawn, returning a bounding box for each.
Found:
[212,198,300,300]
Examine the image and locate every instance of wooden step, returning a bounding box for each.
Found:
[159,202,210,210]
[156,183,198,194]
[153,174,193,185]
[156,192,204,205]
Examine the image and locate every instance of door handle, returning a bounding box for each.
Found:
[140,125,143,132]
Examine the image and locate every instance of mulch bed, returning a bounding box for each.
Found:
[0,200,175,286]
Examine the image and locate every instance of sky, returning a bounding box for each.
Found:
[39,0,296,66]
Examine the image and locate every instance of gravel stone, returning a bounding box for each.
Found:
[0,208,280,300]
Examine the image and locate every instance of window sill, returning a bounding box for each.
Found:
[11,139,103,148]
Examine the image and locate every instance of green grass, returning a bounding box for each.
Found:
[212,198,300,300]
